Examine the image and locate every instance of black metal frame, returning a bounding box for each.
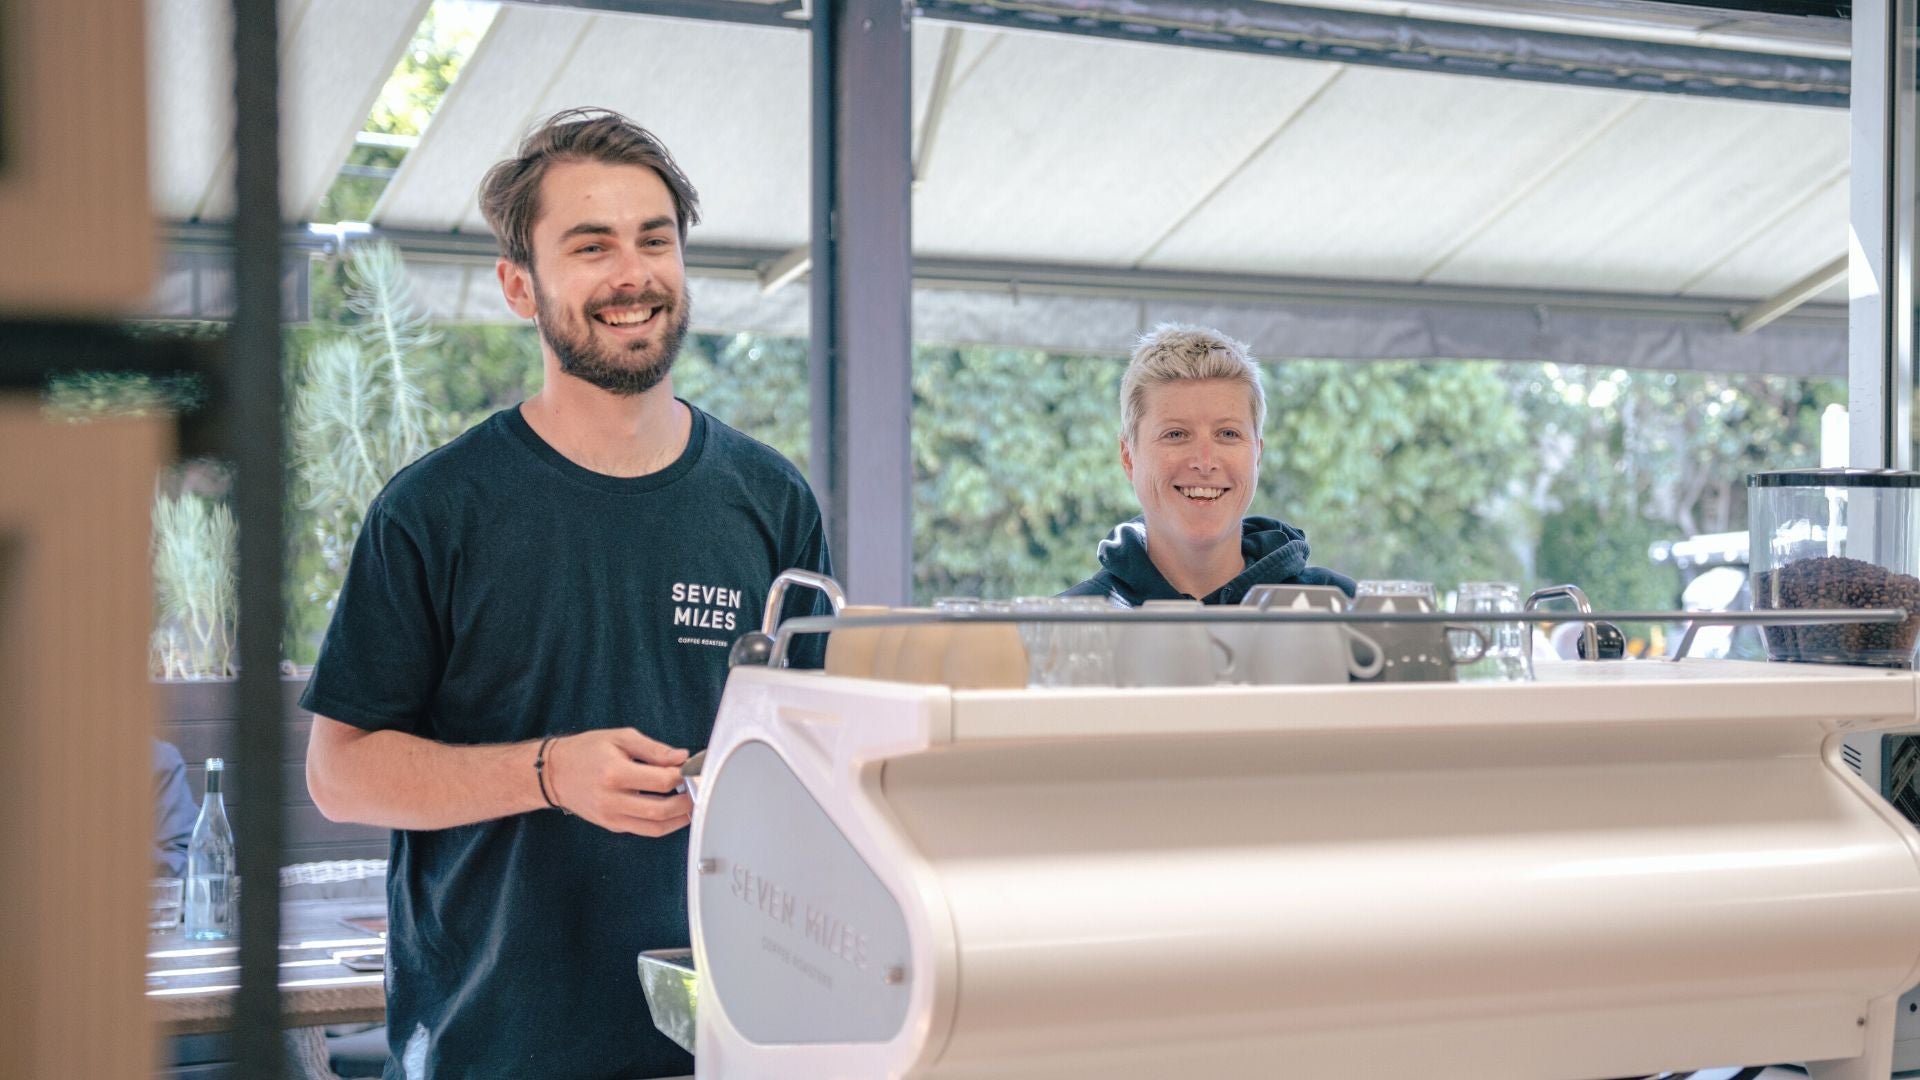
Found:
[504,0,807,29]
[230,0,288,1073]
[811,0,916,605]
[1670,1,1848,14]
[916,0,1850,108]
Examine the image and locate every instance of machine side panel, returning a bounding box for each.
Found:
[697,739,913,1044]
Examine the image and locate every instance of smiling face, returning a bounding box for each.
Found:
[498,159,690,396]
[1121,378,1263,555]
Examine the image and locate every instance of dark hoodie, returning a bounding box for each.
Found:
[1061,515,1356,606]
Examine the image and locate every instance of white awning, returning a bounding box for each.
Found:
[144,0,1851,374]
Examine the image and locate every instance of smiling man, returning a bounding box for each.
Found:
[301,109,830,1079]
[1063,324,1354,605]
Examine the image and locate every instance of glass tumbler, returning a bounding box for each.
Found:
[1453,581,1530,682]
[1354,579,1439,612]
[149,877,183,932]
[1055,596,1116,686]
[1013,597,1067,686]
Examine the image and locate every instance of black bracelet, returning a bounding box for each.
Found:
[534,735,570,814]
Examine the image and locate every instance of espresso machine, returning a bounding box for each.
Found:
[645,574,1920,1080]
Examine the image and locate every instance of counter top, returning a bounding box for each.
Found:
[939,657,1920,741]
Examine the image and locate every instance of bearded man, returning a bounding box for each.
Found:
[303,108,831,1080]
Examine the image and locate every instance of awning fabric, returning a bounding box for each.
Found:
[146,0,1852,374]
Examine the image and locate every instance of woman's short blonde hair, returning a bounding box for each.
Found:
[1119,324,1266,445]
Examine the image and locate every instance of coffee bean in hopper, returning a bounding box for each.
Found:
[1755,555,1920,667]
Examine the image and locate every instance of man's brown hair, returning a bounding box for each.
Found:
[478,107,702,268]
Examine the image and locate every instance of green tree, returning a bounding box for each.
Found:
[911,346,1136,599]
[285,242,443,662]
[1521,365,1840,611]
[673,333,811,467]
[1260,360,1532,589]
[316,2,495,224]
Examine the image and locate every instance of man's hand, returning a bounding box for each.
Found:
[544,728,694,837]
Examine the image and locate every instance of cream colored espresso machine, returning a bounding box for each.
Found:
[666,574,1920,1080]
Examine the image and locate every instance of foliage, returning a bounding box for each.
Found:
[672,338,1138,599]
[671,336,1841,611]
[42,371,206,423]
[315,1,495,224]
[417,323,546,434]
[672,333,812,467]
[39,348,232,678]
[286,241,443,662]
[1518,365,1839,612]
[152,490,238,679]
[910,347,1135,598]
[366,2,494,139]
[1535,502,1674,612]
[1259,360,1532,588]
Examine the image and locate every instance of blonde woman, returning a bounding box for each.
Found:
[1063,325,1354,605]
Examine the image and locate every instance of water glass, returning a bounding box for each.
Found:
[1013,596,1115,687]
[1453,581,1531,682]
[149,877,183,932]
[1056,597,1116,686]
[1012,597,1063,685]
[1354,580,1438,612]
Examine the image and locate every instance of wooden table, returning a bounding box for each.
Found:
[149,898,696,1080]
[147,898,387,1036]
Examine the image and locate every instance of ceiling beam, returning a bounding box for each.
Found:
[758,244,812,294]
[914,0,1850,107]
[913,26,967,186]
[1733,253,1847,333]
[161,220,1848,328]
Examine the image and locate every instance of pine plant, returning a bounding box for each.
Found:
[151,491,238,679]
[291,240,442,615]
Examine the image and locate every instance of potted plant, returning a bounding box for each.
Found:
[150,485,237,680]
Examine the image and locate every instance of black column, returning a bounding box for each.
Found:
[810,0,915,605]
[230,0,288,1073]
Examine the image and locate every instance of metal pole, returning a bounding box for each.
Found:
[809,0,842,573]
[810,0,915,605]
[1850,0,1915,468]
[230,0,287,1073]
[1895,0,1917,468]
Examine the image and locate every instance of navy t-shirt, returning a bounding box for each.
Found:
[300,403,830,1080]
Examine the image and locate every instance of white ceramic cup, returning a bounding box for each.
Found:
[1115,600,1235,687]
[1243,622,1384,684]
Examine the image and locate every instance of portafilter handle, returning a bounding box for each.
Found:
[676,749,707,805]
[760,569,848,635]
[735,570,849,670]
[1523,584,1598,663]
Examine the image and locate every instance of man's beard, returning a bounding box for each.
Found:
[534,278,691,397]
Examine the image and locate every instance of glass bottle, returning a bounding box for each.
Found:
[185,757,235,940]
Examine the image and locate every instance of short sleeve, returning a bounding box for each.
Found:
[298,496,448,733]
